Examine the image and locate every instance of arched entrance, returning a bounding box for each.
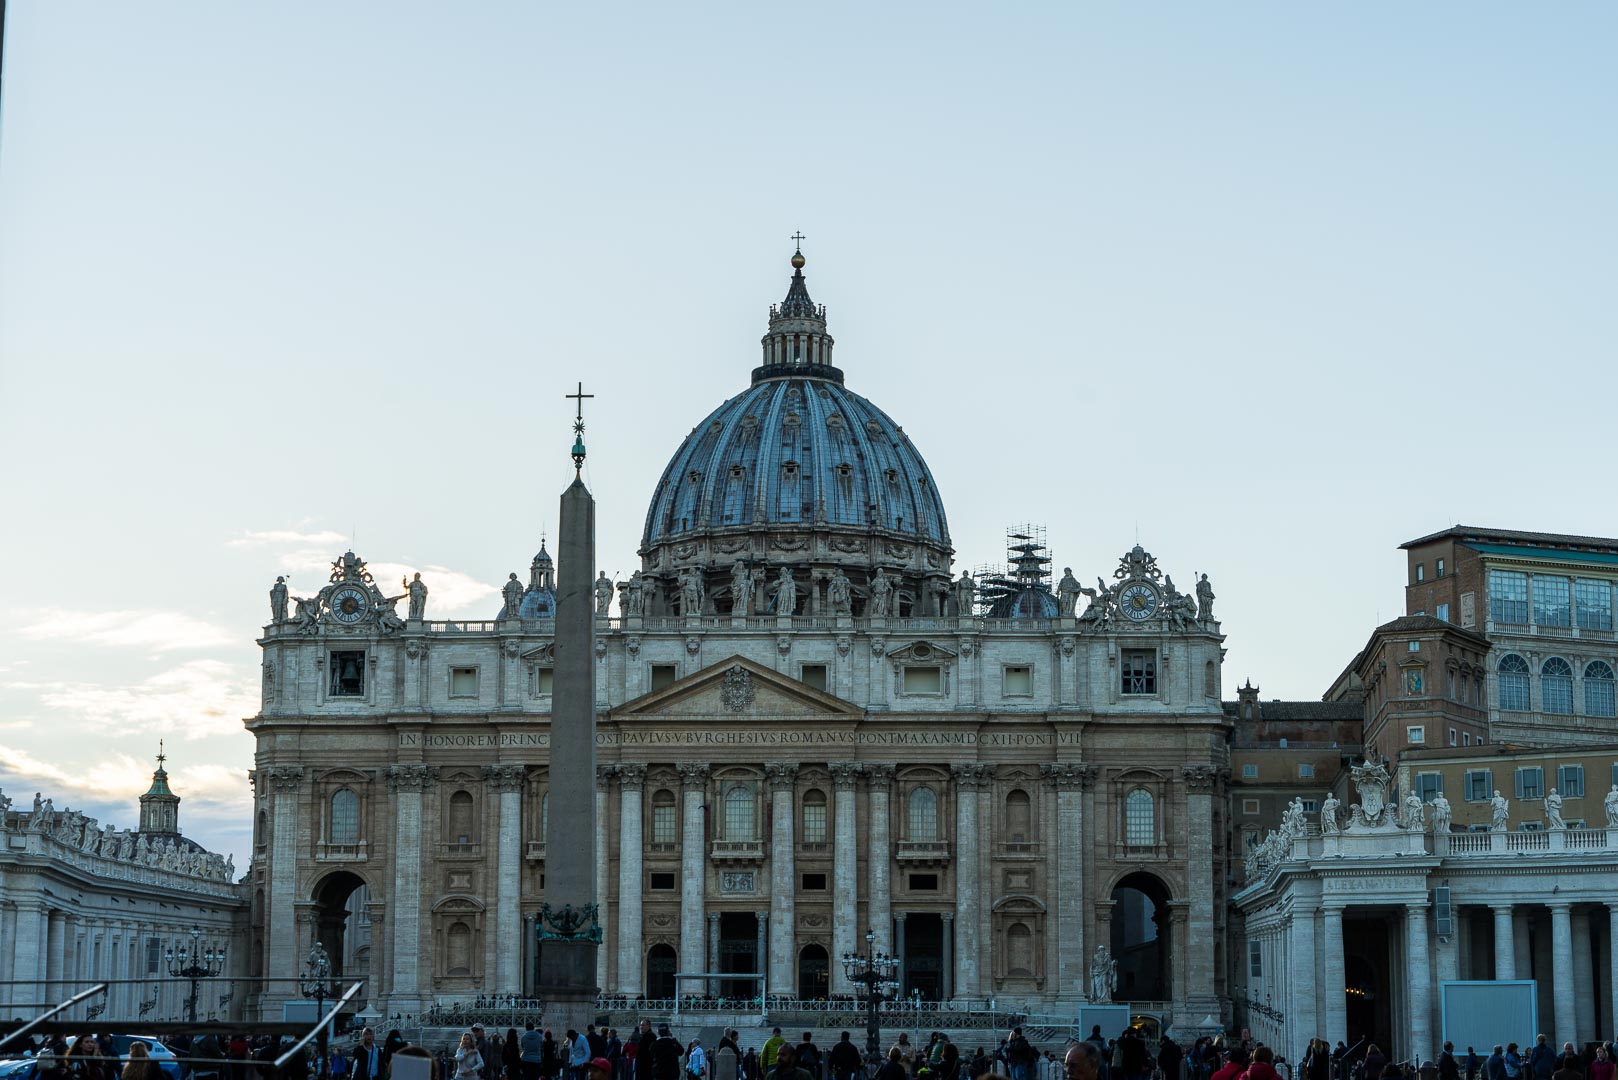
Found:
[1110,872,1171,1001]
[797,944,829,999]
[647,944,677,999]
[312,871,368,979]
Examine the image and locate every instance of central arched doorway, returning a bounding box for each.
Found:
[312,871,368,979]
[647,944,677,999]
[797,944,829,999]
[1110,871,1171,1001]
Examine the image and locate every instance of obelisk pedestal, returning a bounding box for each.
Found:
[535,467,601,1032]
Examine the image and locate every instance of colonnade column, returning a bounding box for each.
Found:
[707,914,721,983]
[46,911,66,998]
[1406,902,1432,1067]
[866,766,895,959]
[486,764,526,994]
[755,912,769,989]
[1289,909,1317,1065]
[766,762,798,996]
[1043,763,1088,995]
[616,765,647,996]
[0,904,15,1008]
[1609,905,1618,1046]
[1572,910,1595,1042]
[1321,904,1347,1046]
[8,903,44,1010]
[1491,905,1516,980]
[894,913,907,995]
[830,762,861,994]
[387,763,434,1011]
[596,766,613,992]
[677,763,710,981]
[1181,765,1220,1006]
[1550,903,1575,1048]
[951,764,988,999]
[263,766,304,1000]
[941,913,954,999]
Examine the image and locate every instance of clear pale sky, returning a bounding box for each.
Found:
[1,3,1613,865]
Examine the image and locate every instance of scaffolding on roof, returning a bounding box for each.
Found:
[975,524,1055,617]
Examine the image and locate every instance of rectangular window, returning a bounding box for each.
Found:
[1242,764,1258,779]
[1415,773,1443,802]
[329,650,365,697]
[1437,603,1451,623]
[1407,725,1425,744]
[1409,640,1421,653]
[1520,821,1543,832]
[1298,763,1315,779]
[1437,558,1446,578]
[908,873,939,891]
[1449,728,1458,746]
[1248,940,1263,978]
[146,937,161,975]
[799,664,828,692]
[449,667,478,698]
[1514,767,1545,800]
[1533,575,1571,627]
[801,873,827,891]
[650,664,678,692]
[1301,799,1319,813]
[1463,732,1471,746]
[649,872,676,891]
[651,804,677,845]
[1576,579,1613,630]
[902,666,942,694]
[1002,665,1032,697]
[1613,762,1618,790]
[1121,650,1156,695]
[1242,798,1260,814]
[1489,570,1529,624]
[1416,563,1426,583]
[801,802,827,844]
[528,666,554,697]
[1464,769,1492,801]
[1557,764,1584,798]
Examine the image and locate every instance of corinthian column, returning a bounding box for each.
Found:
[596,766,613,991]
[866,765,895,958]
[1322,904,1347,1045]
[387,763,435,1010]
[265,766,303,1000]
[677,763,709,979]
[829,762,861,994]
[1180,764,1220,1008]
[1042,762,1090,996]
[484,764,527,994]
[951,763,990,999]
[616,764,647,996]
[766,762,798,995]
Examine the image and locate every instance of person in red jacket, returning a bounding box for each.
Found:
[1242,1048,1280,1080]
[1210,1049,1249,1080]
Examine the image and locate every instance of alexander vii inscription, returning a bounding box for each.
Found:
[398,728,1079,749]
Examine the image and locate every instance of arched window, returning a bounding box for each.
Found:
[1585,661,1616,718]
[330,789,359,846]
[651,789,677,845]
[723,785,756,841]
[1542,657,1573,714]
[255,810,268,848]
[448,790,475,846]
[801,789,828,844]
[1498,655,1530,712]
[1006,923,1034,976]
[446,922,473,976]
[1005,789,1032,844]
[1125,789,1154,847]
[1204,660,1216,698]
[908,787,938,842]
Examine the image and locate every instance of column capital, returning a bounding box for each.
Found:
[1548,900,1573,914]
[894,911,907,923]
[1181,764,1220,792]
[263,765,305,792]
[1322,902,1347,917]
[707,913,720,927]
[618,763,648,789]
[940,912,954,924]
[764,762,799,790]
[951,763,993,789]
[596,763,617,790]
[387,764,438,792]
[865,763,896,786]
[483,764,527,792]
[755,911,769,923]
[1040,763,1092,790]
[828,762,862,790]
[677,762,710,789]
[1490,902,1516,914]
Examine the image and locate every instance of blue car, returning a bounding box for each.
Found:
[0,1060,38,1080]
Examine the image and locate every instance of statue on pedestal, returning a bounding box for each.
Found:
[1057,568,1081,617]
[406,572,429,620]
[678,567,704,616]
[1606,785,1618,828]
[1401,790,1426,831]
[292,594,321,634]
[1320,792,1341,834]
[771,568,797,616]
[956,571,975,616]
[595,572,615,615]
[623,571,645,616]
[1196,573,1216,622]
[270,577,289,623]
[1431,794,1453,834]
[502,573,525,619]
[868,568,892,617]
[1545,787,1565,830]
[827,570,852,615]
[730,562,753,615]
[1088,945,1117,1003]
[1490,790,1510,832]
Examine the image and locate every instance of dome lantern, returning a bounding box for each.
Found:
[755,240,841,386]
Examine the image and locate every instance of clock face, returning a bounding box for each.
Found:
[330,585,370,624]
[1119,582,1159,621]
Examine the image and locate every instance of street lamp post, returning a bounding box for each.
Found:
[840,930,901,1063]
[165,926,226,1025]
[300,943,334,1080]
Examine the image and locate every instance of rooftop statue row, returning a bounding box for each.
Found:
[0,787,236,882]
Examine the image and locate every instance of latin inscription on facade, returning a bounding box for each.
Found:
[398,729,1083,749]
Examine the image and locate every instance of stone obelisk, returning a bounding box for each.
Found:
[537,383,600,1031]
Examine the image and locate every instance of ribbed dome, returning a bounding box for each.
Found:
[642,377,950,549]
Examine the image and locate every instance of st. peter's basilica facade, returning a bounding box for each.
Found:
[247,250,1234,1025]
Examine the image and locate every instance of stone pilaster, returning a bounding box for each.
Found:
[1288,909,1318,1064]
[1572,909,1595,1045]
[46,910,65,995]
[264,765,303,999]
[1180,764,1219,1008]
[866,764,895,958]
[755,911,769,982]
[1406,902,1432,1066]
[766,761,798,995]
[1550,902,1575,1047]
[1491,904,1516,979]
[1042,762,1090,994]
[940,912,954,999]
[616,764,647,996]
[678,763,709,979]
[484,763,526,994]
[951,763,990,999]
[596,765,613,991]
[829,761,861,994]
[387,763,436,1010]
[707,913,721,979]
[6,903,42,1011]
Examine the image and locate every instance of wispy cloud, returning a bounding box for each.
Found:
[5,659,258,738]
[225,528,348,548]
[17,609,235,650]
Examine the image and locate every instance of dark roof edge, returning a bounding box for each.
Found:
[1401,524,1618,552]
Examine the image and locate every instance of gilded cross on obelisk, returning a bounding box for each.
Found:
[567,381,593,473]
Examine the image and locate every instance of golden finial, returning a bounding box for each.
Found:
[790,231,806,269]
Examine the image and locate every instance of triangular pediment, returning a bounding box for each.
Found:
[613,655,861,719]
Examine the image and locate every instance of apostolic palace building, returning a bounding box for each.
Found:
[243,249,1234,1024]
